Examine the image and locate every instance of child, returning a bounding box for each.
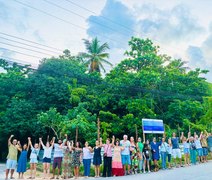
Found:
[143,140,151,173]
[17,140,29,179]
[40,137,55,179]
[132,152,140,174]
[29,137,40,179]
[181,132,190,166]
[167,138,172,169]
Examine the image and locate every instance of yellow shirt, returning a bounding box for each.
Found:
[7,144,18,161]
[201,137,208,148]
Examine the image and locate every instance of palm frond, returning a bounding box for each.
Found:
[100,59,113,66]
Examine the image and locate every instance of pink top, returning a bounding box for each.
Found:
[103,144,113,157]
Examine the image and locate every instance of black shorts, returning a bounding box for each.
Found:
[53,157,63,169]
[43,157,51,163]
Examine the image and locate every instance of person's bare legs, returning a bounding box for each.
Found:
[43,163,46,179]
[55,167,60,178]
[21,173,24,179]
[46,163,50,178]
[94,166,97,177]
[147,161,150,172]
[97,166,100,177]
[5,169,10,180]
[33,163,37,178]
[10,169,15,178]
[127,165,130,174]
[123,165,126,174]
[143,160,146,173]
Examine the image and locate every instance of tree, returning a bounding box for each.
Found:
[37,108,68,139]
[81,37,112,73]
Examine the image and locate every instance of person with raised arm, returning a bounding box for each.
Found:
[5,135,22,180]
[142,140,151,173]
[120,135,131,175]
[180,132,190,166]
[93,139,102,178]
[28,137,40,179]
[82,141,93,178]
[71,141,83,179]
[62,135,72,179]
[129,136,136,174]
[189,136,197,165]
[160,137,168,170]
[17,139,30,179]
[167,138,172,169]
[201,130,209,162]
[39,137,55,179]
[136,137,144,173]
[51,139,63,179]
[171,132,182,167]
[194,132,203,163]
[101,136,115,177]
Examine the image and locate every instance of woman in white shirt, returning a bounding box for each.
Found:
[82,142,93,178]
[39,137,55,179]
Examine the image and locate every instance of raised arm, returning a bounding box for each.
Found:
[200,131,203,139]
[39,138,45,148]
[50,137,55,148]
[28,137,33,149]
[180,132,184,142]
[99,137,103,147]
[16,141,22,152]
[187,132,191,141]
[111,136,115,147]
[204,130,209,138]
[27,137,30,151]
[8,135,14,146]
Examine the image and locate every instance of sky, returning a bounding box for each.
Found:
[0,0,212,82]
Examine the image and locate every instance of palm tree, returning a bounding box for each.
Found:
[81,37,112,73]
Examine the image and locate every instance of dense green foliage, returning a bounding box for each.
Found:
[0,37,211,160]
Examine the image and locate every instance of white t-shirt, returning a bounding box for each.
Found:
[53,144,63,158]
[195,139,202,149]
[30,147,39,159]
[120,140,130,155]
[83,147,93,159]
[43,146,53,158]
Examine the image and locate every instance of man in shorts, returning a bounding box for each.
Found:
[5,135,21,180]
[120,135,131,175]
[200,131,209,162]
[171,132,182,167]
[51,139,63,179]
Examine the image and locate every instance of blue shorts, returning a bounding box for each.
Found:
[30,158,38,164]
[121,155,131,165]
[202,147,208,156]
[197,148,203,156]
[184,148,190,154]
[6,159,17,169]
[43,157,51,163]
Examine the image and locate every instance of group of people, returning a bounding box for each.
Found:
[5,130,211,179]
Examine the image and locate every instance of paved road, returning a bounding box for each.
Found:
[0,161,212,180]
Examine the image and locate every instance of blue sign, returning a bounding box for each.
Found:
[142,119,164,134]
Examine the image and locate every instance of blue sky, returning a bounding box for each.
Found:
[0,0,212,82]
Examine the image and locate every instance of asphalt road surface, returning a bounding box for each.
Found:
[0,161,211,180]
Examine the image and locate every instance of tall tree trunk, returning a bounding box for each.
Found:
[97,117,100,141]
[75,126,78,143]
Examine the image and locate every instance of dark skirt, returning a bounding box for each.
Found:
[93,156,102,165]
